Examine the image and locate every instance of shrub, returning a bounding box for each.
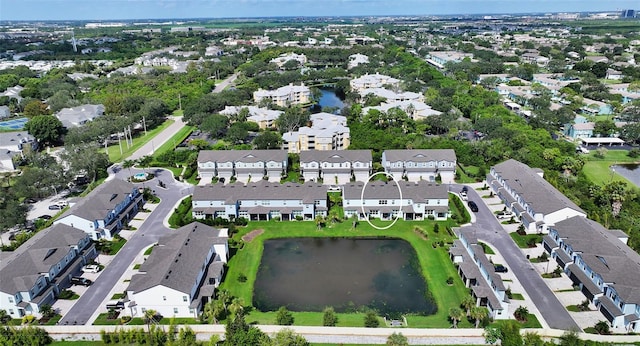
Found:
[628,148,640,158]
[21,315,36,324]
[594,320,610,335]
[237,273,247,283]
[322,307,338,326]
[446,276,454,285]
[364,310,379,328]
[58,289,76,299]
[433,223,440,233]
[276,306,294,325]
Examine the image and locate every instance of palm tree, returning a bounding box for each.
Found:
[122,159,135,179]
[448,307,464,328]
[470,306,488,328]
[461,296,476,316]
[514,305,529,322]
[229,298,244,319]
[217,289,231,313]
[137,155,153,177]
[203,299,223,324]
[143,309,158,333]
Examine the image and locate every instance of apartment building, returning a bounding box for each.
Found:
[381,149,457,184]
[196,149,288,184]
[282,113,350,153]
[253,83,311,107]
[299,150,372,185]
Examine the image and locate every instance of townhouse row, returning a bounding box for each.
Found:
[486,158,640,332]
[192,179,451,222]
[196,148,457,186]
[0,179,144,319]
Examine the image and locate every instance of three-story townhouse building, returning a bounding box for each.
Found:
[197,150,288,184]
[543,216,640,332]
[342,180,450,221]
[0,224,96,318]
[299,150,372,185]
[54,179,144,240]
[381,149,457,184]
[126,222,228,318]
[192,181,328,221]
[487,159,586,234]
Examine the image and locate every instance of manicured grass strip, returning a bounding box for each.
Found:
[509,232,542,249]
[152,125,195,159]
[109,237,127,255]
[222,219,468,328]
[581,149,637,186]
[478,242,494,254]
[107,119,175,162]
[510,293,525,300]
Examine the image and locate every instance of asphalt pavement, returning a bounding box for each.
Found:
[59,168,192,325]
[453,184,581,331]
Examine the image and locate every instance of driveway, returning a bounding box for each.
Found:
[59,168,192,325]
[453,184,580,331]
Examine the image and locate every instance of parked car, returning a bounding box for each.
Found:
[496,211,514,220]
[105,300,125,311]
[467,201,479,212]
[38,215,52,220]
[461,186,468,193]
[494,265,508,273]
[25,198,38,204]
[459,191,468,201]
[82,264,101,273]
[48,204,62,210]
[70,277,92,286]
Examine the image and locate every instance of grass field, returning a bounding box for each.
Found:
[107,119,174,163]
[581,149,638,186]
[509,232,542,249]
[221,218,471,328]
[151,125,194,160]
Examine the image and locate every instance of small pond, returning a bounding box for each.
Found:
[313,88,345,113]
[253,237,436,316]
[613,163,640,187]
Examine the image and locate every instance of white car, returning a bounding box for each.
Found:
[82,264,101,273]
[496,211,514,220]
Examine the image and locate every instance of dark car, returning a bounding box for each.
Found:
[494,265,508,273]
[70,277,92,286]
[48,204,62,210]
[467,201,479,212]
[461,186,468,193]
[39,215,52,220]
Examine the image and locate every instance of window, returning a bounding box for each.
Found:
[189,308,194,314]
[9,309,13,315]
[8,297,13,303]
[163,296,167,301]
[141,308,147,313]
[379,200,388,205]
[174,308,179,314]
[183,296,188,302]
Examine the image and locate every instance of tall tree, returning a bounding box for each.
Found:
[448,307,464,328]
[24,115,64,146]
[275,106,310,133]
[271,328,309,346]
[61,144,110,183]
[23,100,50,118]
[470,306,488,328]
[253,131,282,149]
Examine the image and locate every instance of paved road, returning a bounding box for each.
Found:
[454,184,580,331]
[213,73,237,93]
[128,116,186,161]
[59,169,192,325]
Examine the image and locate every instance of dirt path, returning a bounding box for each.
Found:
[242,229,264,242]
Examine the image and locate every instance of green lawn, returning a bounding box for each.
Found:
[109,237,127,255]
[107,119,175,163]
[582,149,638,186]
[151,125,194,160]
[221,218,469,328]
[509,232,542,249]
[510,293,525,300]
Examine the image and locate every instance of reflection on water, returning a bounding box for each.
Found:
[613,163,640,187]
[254,237,436,316]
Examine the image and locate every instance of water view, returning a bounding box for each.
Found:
[315,88,345,113]
[613,163,640,187]
[254,237,436,316]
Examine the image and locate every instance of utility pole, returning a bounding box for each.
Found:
[178,93,182,110]
[143,116,147,135]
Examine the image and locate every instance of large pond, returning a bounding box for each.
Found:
[613,163,640,187]
[253,237,436,316]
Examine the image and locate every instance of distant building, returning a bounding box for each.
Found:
[220,106,282,130]
[427,51,474,68]
[350,73,400,93]
[55,104,105,128]
[363,100,441,121]
[253,84,311,107]
[348,54,369,69]
[282,113,350,153]
[269,52,307,68]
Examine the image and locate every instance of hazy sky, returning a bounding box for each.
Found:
[0,0,636,21]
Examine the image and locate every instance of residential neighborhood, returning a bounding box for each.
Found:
[2,8,640,345]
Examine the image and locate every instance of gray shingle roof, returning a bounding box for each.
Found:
[197,149,288,164]
[58,179,137,222]
[300,150,372,164]
[342,181,449,201]
[0,224,87,294]
[127,222,226,295]
[554,217,640,304]
[0,131,34,149]
[193,180,327,204]
[382,149,456,163]
[492,159,584,215]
